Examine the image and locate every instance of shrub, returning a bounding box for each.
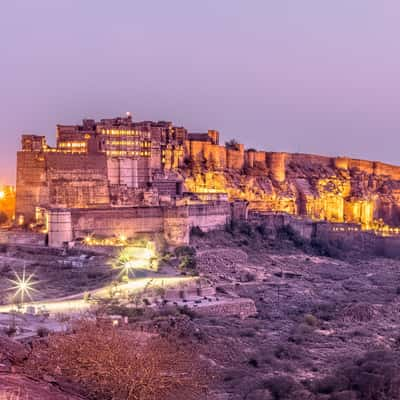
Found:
[313,350,400,400]
[277,225,305,248]
[224,219,238,234]
[255,223,270,238]
[36,326,50,337]
[288,323,314,344]
[190,226,205,237]
[238,222,254,237]
[25,320,208,400]
[175,246,197,272]
[4,325,16,337]
[263,375,298,400]
[225,139,240,150]
[178,305,198,320]
[342,302,375,322]
[311,237,344,258]
[174,246,196,258]
[248,357,259,368]
[304,313,319,327]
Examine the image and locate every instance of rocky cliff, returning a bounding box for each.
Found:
[181,152,400,233]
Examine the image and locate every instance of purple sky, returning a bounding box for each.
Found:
[1,1,400,184]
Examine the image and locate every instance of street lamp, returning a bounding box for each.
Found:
[8,266,38,306]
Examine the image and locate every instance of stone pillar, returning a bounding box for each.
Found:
[48,209,72,247]
[163,206,189,246]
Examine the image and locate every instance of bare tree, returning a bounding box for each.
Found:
[25,319,209,400]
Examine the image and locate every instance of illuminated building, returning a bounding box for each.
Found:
[14,113,400,247]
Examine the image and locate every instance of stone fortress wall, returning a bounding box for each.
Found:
[48,202,231,247]
[15,113,400,248]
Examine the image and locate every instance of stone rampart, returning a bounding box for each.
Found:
[71,207,165,239]
[16,152,48,222]
[373,161,400,180]
[188,202,230,231]
[194,298,257,318]
[287,153,333,169]
[0,230,45,246]
[348,159,374,174]
[226,145,245,170]
[249,211,314,240]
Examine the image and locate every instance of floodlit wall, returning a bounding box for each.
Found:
[188,202,231,231]
[16,152,48,222]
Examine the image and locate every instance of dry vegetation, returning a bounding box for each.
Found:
[24,320,209,400]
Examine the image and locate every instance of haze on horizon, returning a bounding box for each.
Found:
[1,0,399,184]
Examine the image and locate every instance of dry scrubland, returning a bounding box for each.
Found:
[2,223,400,399]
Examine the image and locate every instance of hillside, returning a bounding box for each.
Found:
[182,151,400,233]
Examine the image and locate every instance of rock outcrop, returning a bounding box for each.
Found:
[182,152,400,233]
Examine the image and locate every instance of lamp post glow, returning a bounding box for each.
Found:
[8,267,38,306]
[113,243,157,280]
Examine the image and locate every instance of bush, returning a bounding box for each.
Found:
[313,350,400,400]
[238,222,254,237]
[4,325,16,337]
[277,225,305,248]
[174,246,196,258]
[288,323,314,344]
[256,223,270,238]
[36,326,50,337]
[342,302,375,322]
[224,219,238,234]
[311,237,345,258]
[263,375,298,400]
[178,305,198,320]
[25,320,208,400]
[190,226,205,237]
[175,246,197,272]
[304,313,319,327]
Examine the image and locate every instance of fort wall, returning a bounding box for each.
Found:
[287,153,333,169]
[226,144,244,170]
[373,161,400,180]
[70,207,165,239]
[188,202,231,231]
[348,159,374,174]
[16,152,48,222]
[267,152,287,182]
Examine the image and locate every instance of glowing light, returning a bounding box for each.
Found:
[8,267,39,305]
[113,243,157,278]
[118,234,127,243]
[0,190,4,199]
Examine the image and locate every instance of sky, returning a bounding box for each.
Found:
[1,0,400,184]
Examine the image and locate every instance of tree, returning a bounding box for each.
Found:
[25,319,209,400]
[225,139,240,150]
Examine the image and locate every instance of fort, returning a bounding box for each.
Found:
[14,113,400,248]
